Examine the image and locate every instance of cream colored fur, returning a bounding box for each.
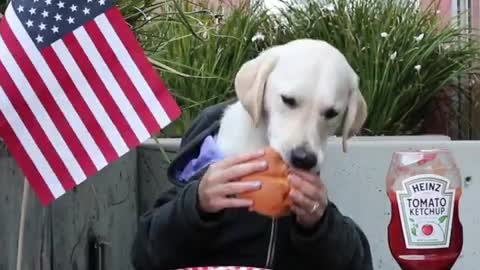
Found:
[216,39,368,173]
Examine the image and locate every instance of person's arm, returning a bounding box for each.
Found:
[290,202,373,270]
[131,181,223,270]
[131,150,267,270]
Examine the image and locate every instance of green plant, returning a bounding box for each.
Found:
[0,0,8,15]
[139,0,270,136]
[270,0,479,135]
[3,0,477,137]
[117,0,160,29]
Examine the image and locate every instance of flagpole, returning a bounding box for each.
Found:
[16,179,30,270]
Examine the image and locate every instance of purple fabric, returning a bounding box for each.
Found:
[178,135,224,182]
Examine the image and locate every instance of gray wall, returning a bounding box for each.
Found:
[320,138,480,270]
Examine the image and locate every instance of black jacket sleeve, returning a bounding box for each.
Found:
[131,104,229,270]
[131,181,222,270]
[290,202,373,270]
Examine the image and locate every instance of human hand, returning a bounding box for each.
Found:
[198,150,268,213]
[288,169,329,228]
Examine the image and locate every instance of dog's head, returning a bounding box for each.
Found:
[235,39,367,173]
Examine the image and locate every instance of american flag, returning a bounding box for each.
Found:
[0,0,181,205]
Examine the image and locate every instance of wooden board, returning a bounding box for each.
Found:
[0,145,138,270]
[0,146,25,270]
[136,146,176,215]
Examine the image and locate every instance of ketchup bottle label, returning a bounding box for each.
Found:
[397,174,455,249]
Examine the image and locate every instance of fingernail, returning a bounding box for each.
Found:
[253,181,262,189]
[260,161,268,168]
[257,149,265,155]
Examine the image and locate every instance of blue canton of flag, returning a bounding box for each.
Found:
[15,0,113,48]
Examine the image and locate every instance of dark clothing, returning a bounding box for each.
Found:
[131,103,374,270]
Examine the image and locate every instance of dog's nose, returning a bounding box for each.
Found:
[290,147,317,170]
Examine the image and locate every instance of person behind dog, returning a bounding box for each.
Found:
[131,103,373,270]
[131,40,374,270]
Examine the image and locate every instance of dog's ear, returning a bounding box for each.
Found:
[342,75,368,153]
[234,53,277,127]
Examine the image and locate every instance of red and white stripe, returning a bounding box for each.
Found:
[0,5,180,205]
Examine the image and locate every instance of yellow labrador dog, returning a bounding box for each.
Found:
[216,39,368,174]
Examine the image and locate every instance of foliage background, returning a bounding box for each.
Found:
[0,0,7,15]
[269,0,479,136]
[139,1,271,135]
[0,0,479,138]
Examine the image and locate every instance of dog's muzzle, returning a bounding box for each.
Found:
[290,146,317,170]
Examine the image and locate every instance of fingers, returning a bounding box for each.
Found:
[288,173,328,223]
[289,174,323,201]
[290,169,322,184]
[210,181,262,197]
[216,198,254,209]
[216,149,265,169]
[210,160,268,184]
[198,150,268,213]
[199,181,259,213]
[291,204,309,216]
[289,188,316,212]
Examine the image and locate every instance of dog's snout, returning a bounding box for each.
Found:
[290,147,317,170]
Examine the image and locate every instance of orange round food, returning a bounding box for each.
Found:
[239,147,291,218]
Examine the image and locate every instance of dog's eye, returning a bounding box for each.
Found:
[281,95,297,108]
[324,108,339,119]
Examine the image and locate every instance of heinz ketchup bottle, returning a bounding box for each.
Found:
[386,149,463,270]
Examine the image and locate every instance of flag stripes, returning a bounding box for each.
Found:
[105,9,181,122]
[42,46,111,167]
[96,12,175,128]
[1,20,97,177]
[85,20,160,135]
[0,85,61,204]
[50,40,127,161]
[0,40,83,189]
[0,3,181,205]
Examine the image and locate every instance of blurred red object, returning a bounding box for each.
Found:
[175,267,270,270]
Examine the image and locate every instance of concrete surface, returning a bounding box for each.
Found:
[147,136,480,269]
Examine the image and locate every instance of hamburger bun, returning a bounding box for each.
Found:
[239,147,291,217]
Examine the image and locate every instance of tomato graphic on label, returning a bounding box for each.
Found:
[422,224,434,236]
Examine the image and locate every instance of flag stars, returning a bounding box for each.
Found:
[16,0,108,47]
[26,20,34,28]
[35,35,44,43]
